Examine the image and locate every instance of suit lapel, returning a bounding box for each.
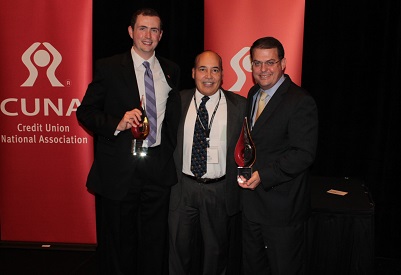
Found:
[121,52,141,107]
[120,52,175,109]
[177,89,195,165]
[251,77,291,135]
[158,56,175,89]
[224,90,242,148]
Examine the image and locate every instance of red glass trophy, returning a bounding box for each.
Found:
[234,117,256,179]
[131,97,150,156]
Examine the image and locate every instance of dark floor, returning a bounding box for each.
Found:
[1,246,400,275]
[0,247,96,275]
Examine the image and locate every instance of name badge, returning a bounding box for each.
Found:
[207,147,219,164]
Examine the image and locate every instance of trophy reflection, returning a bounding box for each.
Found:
[234,117,256,180]
[131,97,150,157]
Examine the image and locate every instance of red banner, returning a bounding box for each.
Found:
[0,1,95,244]
[205,0,305,97]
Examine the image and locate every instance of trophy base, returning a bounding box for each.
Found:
[237,167,253,180]
[132,139,148,157]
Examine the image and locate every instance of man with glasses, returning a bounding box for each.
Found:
[237,37,318,274]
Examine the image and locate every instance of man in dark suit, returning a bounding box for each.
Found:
[76,8,180,275]
[169,51,246,275]
[237,37,318,274]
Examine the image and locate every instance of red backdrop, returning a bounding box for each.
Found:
[0,0,305,245]
[0,0,96,244]
[204,0,305,97]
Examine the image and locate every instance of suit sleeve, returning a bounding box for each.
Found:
[76,60,123,140]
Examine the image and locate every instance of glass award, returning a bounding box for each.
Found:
[131,98,150,157]
[234,117,256,179]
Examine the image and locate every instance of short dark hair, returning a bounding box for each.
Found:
[130,8,163,30]
[250,37,285,60]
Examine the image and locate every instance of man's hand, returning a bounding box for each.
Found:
[116,108,143,131]
[237,171,261,190]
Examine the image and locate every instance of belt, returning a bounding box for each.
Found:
[183,173,226,184]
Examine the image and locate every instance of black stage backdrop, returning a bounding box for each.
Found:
[93,0,203,89]
[93,0,401,261]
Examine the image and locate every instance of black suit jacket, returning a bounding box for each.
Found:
[169,88,247,216]
[242,75,318,226]
[77,51,180,200]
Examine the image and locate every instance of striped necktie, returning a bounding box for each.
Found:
[143,61,157,146]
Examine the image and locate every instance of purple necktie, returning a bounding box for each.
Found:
[143,61,157,146]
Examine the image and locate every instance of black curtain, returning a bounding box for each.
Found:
[93,0,203,89]
[93,0,401,261]
[302,0,401,259]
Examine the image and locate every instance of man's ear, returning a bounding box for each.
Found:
[128,26,133,39]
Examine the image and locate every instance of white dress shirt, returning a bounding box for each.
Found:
[131,48,172,146]
[182,89,227,179]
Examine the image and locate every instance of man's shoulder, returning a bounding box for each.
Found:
[178,88,195,99]
[247,84,261,96]
[224,89,247,101]
[95,51,130,67]
[287,80,313,99]
[156,55,179,69]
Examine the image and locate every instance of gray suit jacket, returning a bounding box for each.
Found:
[169,88,247,216]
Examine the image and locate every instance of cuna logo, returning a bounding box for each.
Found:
[21,42,64,87]
[228,47,252,92]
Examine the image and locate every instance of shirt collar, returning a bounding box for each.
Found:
[194,88,222,104]
[261,75,286,97]
[131,47,156,70]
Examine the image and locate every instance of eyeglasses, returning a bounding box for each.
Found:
[251,59,281,68]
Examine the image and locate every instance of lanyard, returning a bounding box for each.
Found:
[193,90,221,145]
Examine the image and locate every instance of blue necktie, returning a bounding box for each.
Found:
[143,61,157,146]
[191,96,210,177]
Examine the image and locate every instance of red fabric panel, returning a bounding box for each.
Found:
[204,0,305,97]
[0,0,96,244]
